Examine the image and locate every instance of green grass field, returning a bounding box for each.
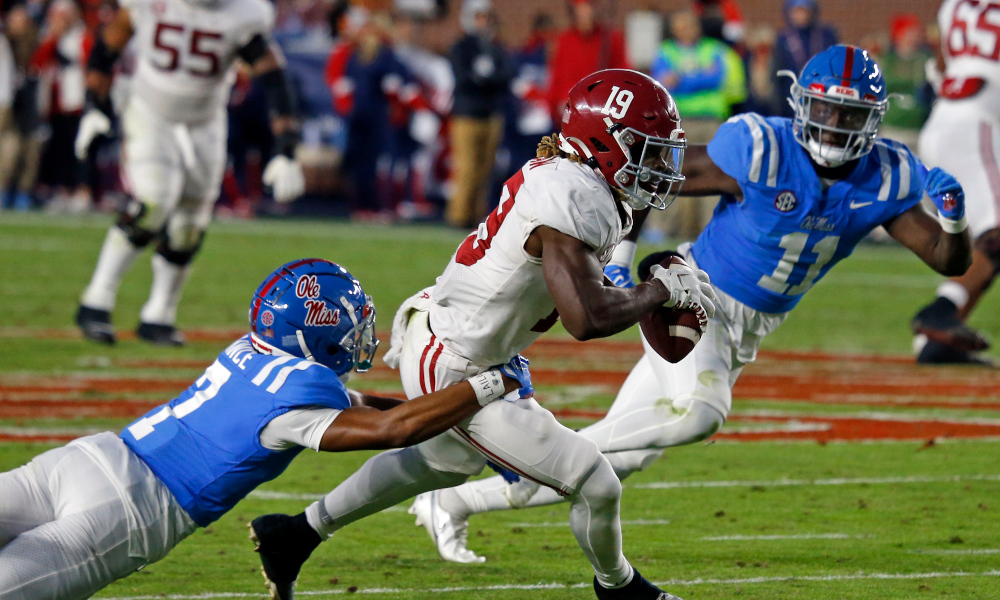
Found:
[1,212,999,599]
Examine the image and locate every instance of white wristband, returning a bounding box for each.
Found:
[468,369,507,406]
[608,240,637,268]
[938,212,969,235]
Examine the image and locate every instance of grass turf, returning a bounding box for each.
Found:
[1,212,998,599]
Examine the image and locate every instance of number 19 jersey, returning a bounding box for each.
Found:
[692,114,926,314]
[429,157,630,366]
[123,0,274,123]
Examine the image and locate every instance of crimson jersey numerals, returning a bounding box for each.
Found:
[153,22,224,76]
[947,0,1000,61]
[455,168,526,266]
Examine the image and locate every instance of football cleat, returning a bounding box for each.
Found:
[911,297,990,352]
[916,338,994,367]
[136,322,186,347]
[76,305,116,345]
[408,491,485,563]
[249,513,322,600]
[593,568,683,600]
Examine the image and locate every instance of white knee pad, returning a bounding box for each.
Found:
[603,448,664,481]
[574,454,622,508]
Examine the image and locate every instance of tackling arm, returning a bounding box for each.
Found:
[883,205,972,277]
[531,226,674,340]
[318,375,519,452]
[85,8,133,102]
[676,145,743,199]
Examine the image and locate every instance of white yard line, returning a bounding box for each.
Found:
[508,519,670,528]
[701,533,864,541]
[100,569,1000,599]
[909,549,1000,555]
[631,474,1000,490]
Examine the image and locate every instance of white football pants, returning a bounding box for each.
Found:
[307,310,633,587]
[0,433,196,600]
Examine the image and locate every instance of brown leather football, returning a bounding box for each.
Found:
[639,255,707,363]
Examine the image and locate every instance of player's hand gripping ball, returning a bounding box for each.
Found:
[638,251,713,363]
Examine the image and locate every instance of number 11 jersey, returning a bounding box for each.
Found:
[692,114,927,314]
[124,0,274,123]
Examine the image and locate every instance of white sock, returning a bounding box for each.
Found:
[80,227,143,311]
[305,447,466,539]
[438,475,510,519]
[568,458,633,588]
[937,280,970,310]
[608,240,637,268]
[139,253,190,325]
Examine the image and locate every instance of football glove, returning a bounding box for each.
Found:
[486,461,521,483]
[74,109,112,160]
[925,167,965,221]
[603,264,636,288]
[499,354,533,399]
[649,261,718,319]
[263,156,306,203]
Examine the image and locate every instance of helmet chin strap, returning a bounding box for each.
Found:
[295,329,315,361]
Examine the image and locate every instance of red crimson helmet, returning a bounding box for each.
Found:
[558,69,686,210]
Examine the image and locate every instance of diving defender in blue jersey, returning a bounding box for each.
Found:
[0,259,528,599]
[407,45,975,563]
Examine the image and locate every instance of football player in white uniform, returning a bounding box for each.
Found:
[910,0,1000,364]
[250,70,717,600]
[74,0,306,346]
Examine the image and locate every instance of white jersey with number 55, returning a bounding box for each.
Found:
[123,0,274,123]
[428,156,630,366]
[937,0,1000,118]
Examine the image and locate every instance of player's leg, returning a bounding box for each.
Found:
[913,116,996,362]
[137,116,226,345]
[78,100,184,344]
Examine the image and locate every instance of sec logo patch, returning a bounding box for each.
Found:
[775,191,797,213]
[261,310,275,327]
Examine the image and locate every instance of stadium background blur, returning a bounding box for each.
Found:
[0,0,939,242]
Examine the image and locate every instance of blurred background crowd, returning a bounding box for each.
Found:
[0,0,940,241]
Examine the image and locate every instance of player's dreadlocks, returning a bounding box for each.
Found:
[537,133,629,203]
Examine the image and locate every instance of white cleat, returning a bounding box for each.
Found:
[408,491,486,563]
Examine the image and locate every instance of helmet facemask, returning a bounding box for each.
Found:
[784,71,887,167]
[610,125,686,210]
[333,295,379,375]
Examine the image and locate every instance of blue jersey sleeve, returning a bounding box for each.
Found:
[871,139,928,223]
[707,113,780,189]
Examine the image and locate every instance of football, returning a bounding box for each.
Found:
[639,255,707,364]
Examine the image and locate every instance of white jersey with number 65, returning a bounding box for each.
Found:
[122,0,274,123]
[937,0,1000,119]
[428,156,630,367]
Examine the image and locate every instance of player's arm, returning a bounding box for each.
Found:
[883,167,972,277]
[74,8,133,159]
[676,145,743,199]
[239,35,305,203]
[531,226,710,340]
[318,374,520,452]
[883,205,972,276]
[345,389,405,411]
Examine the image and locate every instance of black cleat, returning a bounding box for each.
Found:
[76,305,116,345]
[917,338,994,367]
[594,568,683,600]
[249,513,322,600]
[911,297,990,352]
[136,322,186,346]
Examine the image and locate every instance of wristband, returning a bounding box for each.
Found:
[609,240,636,268]
[468,369,506,406]
[938,212,969,235]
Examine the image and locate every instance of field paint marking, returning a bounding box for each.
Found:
[508,519,670,528]
[99,569,1000,599]
[702,533,864,541]
[631,474,1000,490]
[910,549,1000,555]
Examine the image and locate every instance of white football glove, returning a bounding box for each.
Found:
[74,109,112,160]
[262,155,305,203]
[649,261,718,319]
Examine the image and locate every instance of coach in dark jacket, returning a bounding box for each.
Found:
[447,0,513,228]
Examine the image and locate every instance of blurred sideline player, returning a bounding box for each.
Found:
[910,0,999,364]
[251,70,717,600]
[74,0,307,347]
[0,258,528,599]
[412,45,974,563]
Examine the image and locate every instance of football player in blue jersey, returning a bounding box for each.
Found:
[0,258,528,599]
[406,45,976,564]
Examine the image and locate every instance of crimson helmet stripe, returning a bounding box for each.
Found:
[841,45,857,87]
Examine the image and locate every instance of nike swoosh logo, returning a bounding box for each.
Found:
[850,200,873,209]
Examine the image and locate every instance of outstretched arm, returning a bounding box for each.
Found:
[318,373,519,452]
[677,145,743,199]
[883,205,972,276]
[84,8,133,101]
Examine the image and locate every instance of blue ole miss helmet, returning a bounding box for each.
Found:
[249,259,378,378]
[780,45,889,167]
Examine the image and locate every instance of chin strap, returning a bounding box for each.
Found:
[295,329,315,361]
